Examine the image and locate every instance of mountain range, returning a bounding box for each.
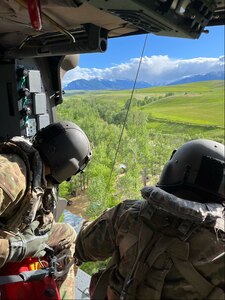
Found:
[168,71,224,85]
[64,79,151,90]
[63,71,224,91]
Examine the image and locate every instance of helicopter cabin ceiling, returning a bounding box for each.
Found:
[0,0,224,58]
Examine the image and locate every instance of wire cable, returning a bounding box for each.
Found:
[105,34,149,195]
[15,0,75,43]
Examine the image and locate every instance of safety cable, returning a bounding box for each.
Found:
[105,34,149,196]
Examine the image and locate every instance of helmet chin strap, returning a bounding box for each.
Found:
[45,175,59,188]
[43,164,59,188]
[44,164,51,176]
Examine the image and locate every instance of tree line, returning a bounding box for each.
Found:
[56,94,203,219]
[56,89,222,274]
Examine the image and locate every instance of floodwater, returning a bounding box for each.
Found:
[63,210,91,299]
[63,209,84,233]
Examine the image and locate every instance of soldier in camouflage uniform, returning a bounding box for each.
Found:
[0,121,92,299]
[75,139,225,300]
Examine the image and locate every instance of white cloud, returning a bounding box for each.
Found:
[62,55,224,85]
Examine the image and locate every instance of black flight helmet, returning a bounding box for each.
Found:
[33,121,92,183]
[157,139,225,202]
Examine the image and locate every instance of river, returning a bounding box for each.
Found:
[63,210,91,299]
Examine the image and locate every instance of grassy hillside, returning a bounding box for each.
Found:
[140,81,223,126]
[64,80,224,141]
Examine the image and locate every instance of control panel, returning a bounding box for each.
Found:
[17,68,50,138]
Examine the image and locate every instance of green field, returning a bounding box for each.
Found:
[63,80,224,142]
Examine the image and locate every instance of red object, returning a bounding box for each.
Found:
[0,258,61,300]
[28,0,42,31]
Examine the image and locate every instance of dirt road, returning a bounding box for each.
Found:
[66,191,89,219]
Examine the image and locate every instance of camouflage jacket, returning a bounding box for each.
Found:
[75,187,225,300]
[0,153,27,267]
[0,139,54,269]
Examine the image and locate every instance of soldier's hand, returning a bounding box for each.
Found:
[8,220,51,262]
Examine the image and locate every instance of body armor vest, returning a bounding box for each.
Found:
[0,137,45,232]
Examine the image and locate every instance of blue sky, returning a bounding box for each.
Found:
[63,26,224,85]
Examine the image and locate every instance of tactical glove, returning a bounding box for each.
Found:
[8,220,51,262]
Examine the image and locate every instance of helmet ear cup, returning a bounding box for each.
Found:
[52,158,80,183]
[157,139,225,202]
[33,121,92,183]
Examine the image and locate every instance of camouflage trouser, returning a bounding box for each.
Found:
[47,222,77,300]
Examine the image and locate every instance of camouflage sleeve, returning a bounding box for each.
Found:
[0,154,26,215]
[0,187,10,267]
[75,200,137,262]
[0,238,10,268]
[0,155,26,269]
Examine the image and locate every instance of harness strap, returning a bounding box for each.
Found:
[91,266,115,300]
[134,236,176,278]
[121,201,200,300]
[119,232,138,259]
[172,257,225,299]
[0,269,49,285]
[92,203,147,300]
[91,250,119,300]
[121,234,176,300]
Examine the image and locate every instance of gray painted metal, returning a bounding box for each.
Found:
[75,269,91,300]
[63,209,91,299]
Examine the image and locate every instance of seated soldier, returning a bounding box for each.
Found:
[75,139,225,300]
[0,121,92,299]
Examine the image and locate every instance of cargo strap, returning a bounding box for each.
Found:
[0,268,51,285]
[0,254,74,286]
